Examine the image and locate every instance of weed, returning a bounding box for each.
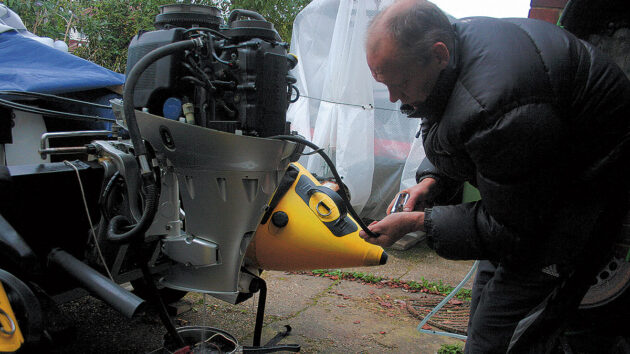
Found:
[306,269,472,301]
[437,343,464,354]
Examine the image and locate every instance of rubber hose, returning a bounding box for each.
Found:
[228,9,265,23]
[106,182,160,244]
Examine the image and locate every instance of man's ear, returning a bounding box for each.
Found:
[431,42,450,69]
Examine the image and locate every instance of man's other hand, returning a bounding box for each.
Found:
[387,178,437,214]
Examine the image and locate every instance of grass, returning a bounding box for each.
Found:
[306,269,472,301]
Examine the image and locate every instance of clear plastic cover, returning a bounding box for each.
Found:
[287,0,425,219]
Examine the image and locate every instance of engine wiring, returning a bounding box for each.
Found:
[0,96,116,123]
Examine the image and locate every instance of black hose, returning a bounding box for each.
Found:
[106,179,160,244]
[269,135,380,238]
[123,38,199,158]
[228,9,265,23]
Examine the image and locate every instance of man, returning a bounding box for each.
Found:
[360,0,630,352]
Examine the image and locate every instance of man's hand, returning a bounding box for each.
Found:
[387,177,437,214]
[359,212,425,247]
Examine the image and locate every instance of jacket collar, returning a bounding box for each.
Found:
[401,37,460,121]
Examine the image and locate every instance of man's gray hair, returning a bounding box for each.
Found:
[370,0,455,64]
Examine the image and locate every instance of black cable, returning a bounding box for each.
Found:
[216,99,236,116]
[300,148,323,156]
[269,135,380,238]
[212,51,232,66]
[0,97,116,122]
[0,90,114,109]
[99,171,122,221]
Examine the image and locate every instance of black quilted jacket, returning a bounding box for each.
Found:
[409,17,630,268]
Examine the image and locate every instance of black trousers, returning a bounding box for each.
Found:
[464,261,566,354]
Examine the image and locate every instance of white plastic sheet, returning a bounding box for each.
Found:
[287,0,424,219]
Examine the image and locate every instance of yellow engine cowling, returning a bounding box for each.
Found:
[246,162,387,271]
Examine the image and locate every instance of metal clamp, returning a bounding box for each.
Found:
[0,308,16,335]
[315,200,332,217]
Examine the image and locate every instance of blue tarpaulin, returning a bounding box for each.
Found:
[0,30,125,94]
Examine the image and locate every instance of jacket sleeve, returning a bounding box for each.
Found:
[424,103,569,262]
[416,158,463,205]
[425,202,515,261]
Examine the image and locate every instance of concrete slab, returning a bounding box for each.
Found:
[250,272,464,353]
[392,232,426,251]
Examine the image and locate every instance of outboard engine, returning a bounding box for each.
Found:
[98,3,385,306]
[114,4,298,304]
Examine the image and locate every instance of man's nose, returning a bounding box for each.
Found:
[388,88,401,103]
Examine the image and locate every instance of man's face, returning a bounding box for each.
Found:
[367,39,446,109]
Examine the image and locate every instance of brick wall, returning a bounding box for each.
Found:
[528,0,569,24]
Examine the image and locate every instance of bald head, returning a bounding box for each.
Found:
[366,0,454,64]
[367,0,417,48]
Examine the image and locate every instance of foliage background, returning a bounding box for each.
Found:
[1,0,310,73]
